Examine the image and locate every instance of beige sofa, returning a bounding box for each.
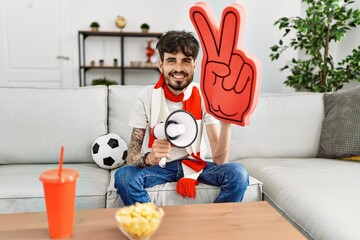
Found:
[1,85,360,240]
[0,86,262,214]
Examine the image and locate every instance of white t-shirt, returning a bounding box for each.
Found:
[129,84,218,161]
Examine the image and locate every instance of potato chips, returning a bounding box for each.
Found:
[115,202,164,239]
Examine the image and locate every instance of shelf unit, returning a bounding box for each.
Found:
[78,30,163,86]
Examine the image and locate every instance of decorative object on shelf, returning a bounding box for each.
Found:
[99,59,104,67]
[140,23,150,33]
[130,61,141,67]
[270,0,360,92]
[90,21,100,32]
[78,30,163,86]
[146,39,155,66]
[113,58,118,67]
[91,77,118,86]
[90,60,95,67]
[115,16,127,32]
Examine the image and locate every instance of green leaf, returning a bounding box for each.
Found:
[280,65,289,71]
[269,0,360,92]
[270,45,279,52]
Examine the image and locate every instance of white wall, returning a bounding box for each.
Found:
[71,0,237,86]
[69,0,302,92]
[1,0,359,92]
[70,0,306,92]
[237,0,302,93]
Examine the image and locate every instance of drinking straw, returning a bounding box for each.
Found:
[58,145,64,177]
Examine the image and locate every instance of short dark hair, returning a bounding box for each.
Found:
[156,30,200,62]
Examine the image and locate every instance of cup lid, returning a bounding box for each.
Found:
[39,168,79,183]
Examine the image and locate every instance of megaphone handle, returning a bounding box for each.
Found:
[159,158,167,168]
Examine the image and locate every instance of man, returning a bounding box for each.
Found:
[114,30,249,205]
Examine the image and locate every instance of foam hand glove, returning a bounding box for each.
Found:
[190,2,261,126]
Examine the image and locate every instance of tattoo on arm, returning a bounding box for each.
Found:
[127,128,146,167]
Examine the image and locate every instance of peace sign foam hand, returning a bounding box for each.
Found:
[190,2,261,126]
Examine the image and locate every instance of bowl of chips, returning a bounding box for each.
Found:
[115,202,165,240]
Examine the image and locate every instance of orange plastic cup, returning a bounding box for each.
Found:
[39,168,79,238]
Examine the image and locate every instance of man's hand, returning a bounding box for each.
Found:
[148,139,171,165]
[190,2,261,126]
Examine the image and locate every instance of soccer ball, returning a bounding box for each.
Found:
[91,133,128,169]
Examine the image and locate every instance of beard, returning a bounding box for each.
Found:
[163,70,193,92]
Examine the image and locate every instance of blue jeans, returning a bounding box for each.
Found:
[114,160,249,205]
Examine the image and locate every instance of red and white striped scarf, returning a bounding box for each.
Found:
[148,75,206,198]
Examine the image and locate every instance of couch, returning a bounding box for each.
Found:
[1,85,359,240]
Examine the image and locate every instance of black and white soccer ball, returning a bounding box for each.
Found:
[91,133,128,169]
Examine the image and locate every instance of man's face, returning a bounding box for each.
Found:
[158,52,197,94]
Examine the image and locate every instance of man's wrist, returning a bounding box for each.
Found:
[141,152,151,166]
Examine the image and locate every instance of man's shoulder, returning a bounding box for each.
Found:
[137,85,153,100]
[140,85,154,93]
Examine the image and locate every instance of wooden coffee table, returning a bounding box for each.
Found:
[0,201,305,239]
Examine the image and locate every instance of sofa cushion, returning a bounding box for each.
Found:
[229,93,324,160]
[0,86,108,164]
[106,169,263,208]
[0,164,109,213]
[239,157,360,240]
[108,85,145,145]
[317,87,360,159]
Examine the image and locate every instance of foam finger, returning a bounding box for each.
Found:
[222,54,244,91]
[235,62,254,94]
[218,4,244,64]
[190,2,219,58]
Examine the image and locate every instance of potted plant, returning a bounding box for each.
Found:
[99,59,104,67]
[91,77,118,86]
[90,21,100,32]
[113,58,118,67]
[270,0,360,92]
[140,23,150,33]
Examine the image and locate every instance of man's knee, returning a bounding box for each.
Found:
[228,163,249,185]
[114,165,137,189]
